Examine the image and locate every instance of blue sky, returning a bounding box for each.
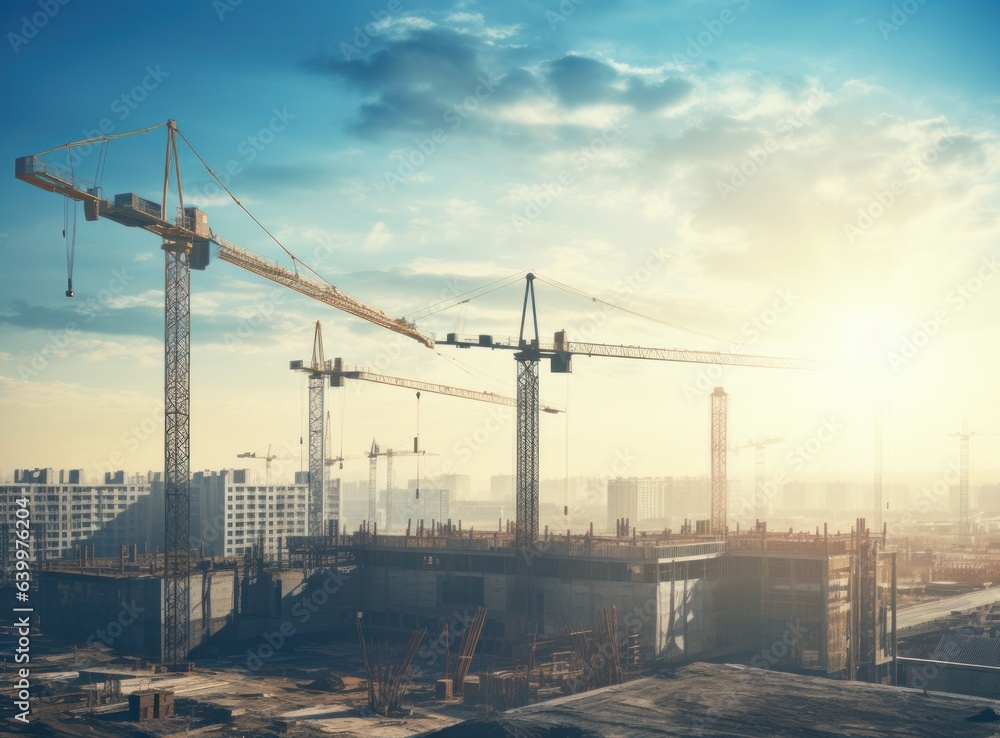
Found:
[1,1,999,506]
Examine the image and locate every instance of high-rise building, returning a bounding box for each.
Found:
[782,481,821,511]
[187,469,308,558]
[393,486,450,528]
[979,484,1000,514]
[607,477,676,529]
[0,469,154,561]
[490,474,514,513]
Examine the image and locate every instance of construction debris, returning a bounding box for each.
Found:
[304,672,346,692]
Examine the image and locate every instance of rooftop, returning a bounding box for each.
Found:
[422,662,1000,737]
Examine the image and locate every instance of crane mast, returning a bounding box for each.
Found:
[15,121,432,666]
[366,440,434,532]
[441,273,831,644]
[161,121,191,668]
[731,435,784,520]
[290,322,331,538]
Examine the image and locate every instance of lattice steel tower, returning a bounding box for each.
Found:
[950,423,975,536]
[161,123,192,666]
[290,322,330,537]
[710,387,728,536]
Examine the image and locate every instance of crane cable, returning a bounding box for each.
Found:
[63,148,78,297]
[403,269,527,322]
[432,351,509,393]
[62,196,77,296]
[532,272,785,353]
[35,121,168,158]
[415,391,421,499]
[174,128,339,289]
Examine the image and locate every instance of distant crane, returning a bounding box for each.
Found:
[290,322,336,537]
[949,422,999,535]
[441,273,830,641]
[731,435,784,520]
[236,444,297,486]
[16,121,432,665]
[367,438,435,531]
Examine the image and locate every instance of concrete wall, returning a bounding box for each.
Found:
[39,571,161,658]
[190,567,238,652]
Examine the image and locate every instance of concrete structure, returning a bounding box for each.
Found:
[342,529,894,678]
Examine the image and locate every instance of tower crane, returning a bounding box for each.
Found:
[236,444,297,486]
[948,423,999,536]
[441,273,834,640]
[290,322,335,537]
[15,121,433,666]
[731,435,784,520]
[366,439,436,531]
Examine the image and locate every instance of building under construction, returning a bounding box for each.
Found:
[23,517,896,685]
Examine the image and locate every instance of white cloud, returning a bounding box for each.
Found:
[363,221,393,251]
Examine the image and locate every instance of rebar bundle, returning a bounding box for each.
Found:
[484,667,531,710]
[357,619,427,716]
[565,605,623,692]
[453,607,488,693]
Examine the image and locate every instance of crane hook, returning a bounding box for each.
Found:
[65,277,74,298]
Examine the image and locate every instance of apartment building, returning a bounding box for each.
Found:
[0,468,154,560]
[189,469,309,558]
